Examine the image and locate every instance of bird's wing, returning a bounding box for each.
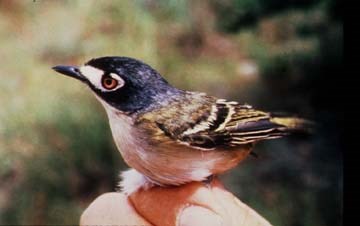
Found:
[177,99,288,149]
[138,93,308,150]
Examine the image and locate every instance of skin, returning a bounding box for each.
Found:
[80,179,273,226]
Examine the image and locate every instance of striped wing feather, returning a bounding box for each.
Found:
[178,100,292,149]
[144,93,306,150]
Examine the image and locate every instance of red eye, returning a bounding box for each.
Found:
[102,76,118,90]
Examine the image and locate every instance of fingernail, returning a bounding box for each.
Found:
[178,206,223,226]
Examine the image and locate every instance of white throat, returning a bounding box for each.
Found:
[95,96,148,169]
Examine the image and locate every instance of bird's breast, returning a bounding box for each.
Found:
[106,109,251,186]
[107,111,147,166]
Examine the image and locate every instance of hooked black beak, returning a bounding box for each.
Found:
[52,65,86,82]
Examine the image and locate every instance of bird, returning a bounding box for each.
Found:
[52,56,311,194]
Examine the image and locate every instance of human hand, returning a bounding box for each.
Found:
[80,178,272,226]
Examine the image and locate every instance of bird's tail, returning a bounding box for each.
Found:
[269,115,314,134]
[228,107,314,144]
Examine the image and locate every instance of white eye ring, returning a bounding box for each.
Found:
[100,73,125,92]
[79,66,125,92]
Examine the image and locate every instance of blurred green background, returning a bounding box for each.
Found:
[0,0,342,225]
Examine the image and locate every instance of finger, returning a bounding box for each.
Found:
[130,179,273,226]
[129,181,204,226]
[178,205,224,226]
[129,179,225,226]
[80,192,151,226]
[214,186,272,226]
[188,184,273,226]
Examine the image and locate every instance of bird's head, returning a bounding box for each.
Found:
[53,56,180,114]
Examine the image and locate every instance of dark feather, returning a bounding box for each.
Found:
[139,93,310,150]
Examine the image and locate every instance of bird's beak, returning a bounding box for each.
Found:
[52,65,87,82]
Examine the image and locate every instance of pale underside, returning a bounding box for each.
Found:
[96,92,293,193]
[106,107,252,187]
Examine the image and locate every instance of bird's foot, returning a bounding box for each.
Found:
[202,175,216,188]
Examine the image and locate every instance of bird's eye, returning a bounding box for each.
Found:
[101,76,118,90]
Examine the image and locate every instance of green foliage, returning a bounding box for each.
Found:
[211,0,332,32]
[0,0,342,225]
